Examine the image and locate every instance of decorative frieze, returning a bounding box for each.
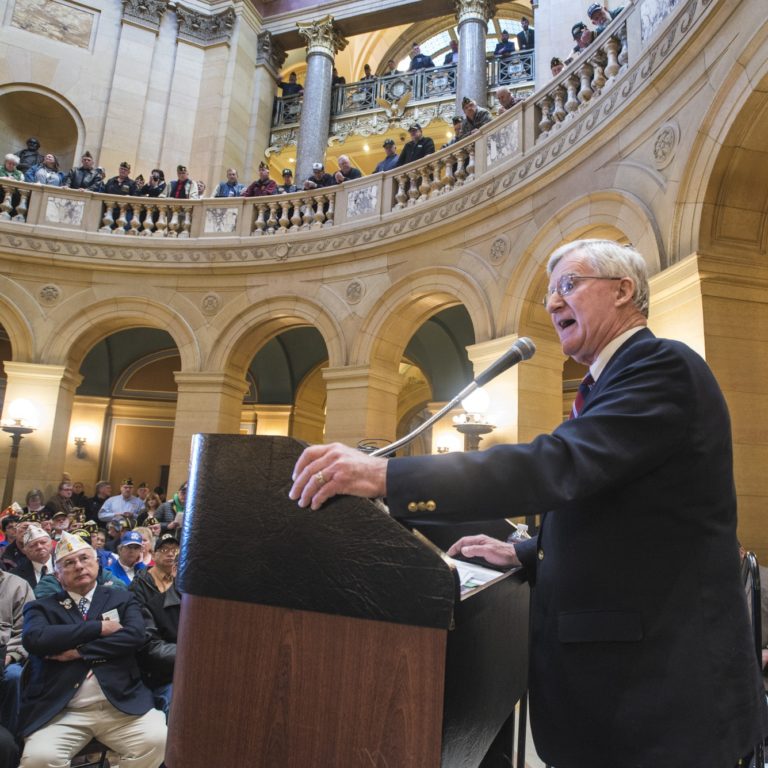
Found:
[297,14,348,58]
[176,4,235,46]
[256,30,287,73]
[121,0,167,31]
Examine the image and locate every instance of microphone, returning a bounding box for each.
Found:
[369,337,536,457]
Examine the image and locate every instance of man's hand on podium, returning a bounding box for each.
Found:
[290,442,388,511]
[447,535,522,568]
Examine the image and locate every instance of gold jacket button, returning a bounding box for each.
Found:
[537,549,544,560]
[425,500,436,512]
[417,501,427,511]
[407,502,418,513]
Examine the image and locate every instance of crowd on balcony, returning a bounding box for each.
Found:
[0,476,185,766]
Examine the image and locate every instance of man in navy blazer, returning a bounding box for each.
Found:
[290,240,768,768]
[19,531,166,768]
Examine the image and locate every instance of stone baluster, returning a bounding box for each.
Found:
[590,56,606,92]
[465,144,476,181]
[455,150,467,186]
[114,202,128,234]
[578,62,594,102]
[290,200,302,229]
[604,36,620,79]
[313,194,326,227]
[618,24,629,69]
[325,193,334,225]
[301,197,315,229]
[394,174,408,209]
[295,16,348,182]
[154,206,168,237]
[180,207,192,238]
[418,166,431,200]
[141,206,155,235]
[407,170,419,205]
[553,86,567,122]
[266,201,278,233]
[443,157,456,191]
[14,190,29,222]
[129,204,142,235]
[537,94,554,134]
[0,188,13,220]
[167,207,180,237]
[429,159,443,197]
[99,202,116,233]
[253,203,267,235]
[564,75,580,115]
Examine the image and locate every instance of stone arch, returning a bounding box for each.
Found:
[207,296,346,377]
[39,298,201,372]
[0,276,39,361]
[0,85,86,172]
[673,22,768,261]
[351,267,494,371]
[498,191,662,341]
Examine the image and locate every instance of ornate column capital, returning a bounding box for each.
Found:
[454,0,496,24]
[256,30,287,73]
[121,0,167,31]
[297,14,348,58]
[175,4,236,47]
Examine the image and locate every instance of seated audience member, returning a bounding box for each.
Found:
[0,565,33,736]
[374,139,399,173]
[442,40,459,66]
[65,151,104,191]
[333,155,362,184]
[0,516,19,554]
[12,524,53,589]
[1,514,31,571]
[408,44,435,71]
[494,30,516,58]
[18,532,166,768]
[135,484,149,504]
[395,124,435,167]
[303,162,335,190]
[99,479,143,524]
[551,57,565,76]
[214,168,245,197]
[588,3,624,34]
[70,482,88,509]
[0,154,23,181]
[17,138,43,174]
[22,490,45,519]
[133,527,156,568]
[243,162,278,197]
[86,481,111,523]
[50,511,70,541]
[137,492,163,527]
[164,164,198,199]
[106,531,146,586]
[517,16,535,50]
[155,483,186,535]
[131,533,180,719]
[34,154,62,186]
[496,87,520,113]
[278,168,299,193]
[277,71,303,97]
[43,480,75,519]
[137,169,166,197]
[104,161,137,195]
[383,58,400,76]
[459,96,492,136]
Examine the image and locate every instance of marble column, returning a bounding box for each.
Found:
[455,0,495,111]
[170,371,249,492]
[295,15,348,183]
[0,362,82,502]
[322,365,402,447]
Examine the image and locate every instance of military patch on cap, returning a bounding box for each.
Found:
[23,524,49,546]
[54,530,93,561]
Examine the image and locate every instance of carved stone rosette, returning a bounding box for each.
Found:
[256,30,287,74]
[121,0,167,30]
[176,4,236,46]
[297,14,348,58]
[454,0,496,23]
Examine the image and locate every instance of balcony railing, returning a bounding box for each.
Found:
[272,53,535,129]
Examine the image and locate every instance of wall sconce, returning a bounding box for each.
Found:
[452,387,496,451]
[436,446,450,454]
[1,399,38,509]
[74,436,87,459]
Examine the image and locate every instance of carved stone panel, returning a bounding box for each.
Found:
[45,197,85,226]
[11,0,97,49]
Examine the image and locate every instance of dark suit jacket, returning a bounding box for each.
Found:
[395,136,436,168]
[20,585,154,736]
[387,329,767,767]
[517,28,534,50]
[12,558,41,590]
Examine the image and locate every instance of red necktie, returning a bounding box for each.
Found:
[570,373,595,419]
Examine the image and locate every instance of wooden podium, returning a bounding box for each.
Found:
[166,435,529,768]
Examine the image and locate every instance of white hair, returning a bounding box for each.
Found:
[5,154,20,165]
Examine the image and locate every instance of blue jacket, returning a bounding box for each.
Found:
[20,586,153,736]
[105,559,146,586]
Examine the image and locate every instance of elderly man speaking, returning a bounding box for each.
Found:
[290,239,767,768]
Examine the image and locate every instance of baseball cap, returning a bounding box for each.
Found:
[282,168,293,176]
[119,531,143,547]
[155,533,179,551]
[409,123,421,132]
[587,3,602,17]
[312,162,324,171]
[383,138,395,147]
[572,21,588,38]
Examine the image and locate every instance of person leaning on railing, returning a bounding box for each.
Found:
[0,154,23,182]
[242,162,278,197]
[303,162,335,190]
[395,123,435,167]
[408,43,435,71]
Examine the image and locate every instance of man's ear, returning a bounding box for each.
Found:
[615,276,636,307]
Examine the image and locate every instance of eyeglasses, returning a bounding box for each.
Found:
[543,274,621,306]
[58,553,96,570]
